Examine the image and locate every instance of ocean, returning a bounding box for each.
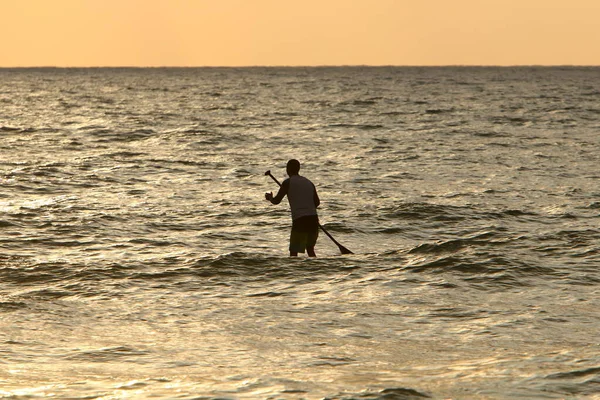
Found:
[0,66,599,399]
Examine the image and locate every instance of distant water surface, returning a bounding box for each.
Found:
[1,67,599,399]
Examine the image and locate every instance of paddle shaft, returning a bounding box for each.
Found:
[265,171,353,255]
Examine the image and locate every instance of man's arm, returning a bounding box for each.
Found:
[265,179,290,204]
[313,185,320,208]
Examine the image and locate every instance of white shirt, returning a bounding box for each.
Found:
[286,175,318,220]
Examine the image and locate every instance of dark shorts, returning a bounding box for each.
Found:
[290,215,319,253]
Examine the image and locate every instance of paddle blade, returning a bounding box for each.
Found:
[338,245,353,255]
[318,223,353,255]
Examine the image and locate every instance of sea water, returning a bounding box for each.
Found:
[0,67,599,399]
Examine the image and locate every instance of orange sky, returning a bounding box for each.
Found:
[1,0,599,67]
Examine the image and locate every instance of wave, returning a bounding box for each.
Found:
[0,300,28,311]
[403,252,544,277]
[63,346,150,362]
[329,387,431,399]
[378,203,470,222]
[327,123,385,130]
[546,366,600,380]
[0,253,359,300]
[537,365,600,398]
[0,126,24,132]
[407,231,504,255]
[89,129,157,142]
[424,108,454,114]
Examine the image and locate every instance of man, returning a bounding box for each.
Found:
[265,159,320,257]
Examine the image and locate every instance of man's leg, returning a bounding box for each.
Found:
[306,223,318,258]
[289,228,301,257]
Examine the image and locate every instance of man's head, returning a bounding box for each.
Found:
[286,159,300,176]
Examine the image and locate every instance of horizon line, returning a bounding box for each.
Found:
[1,64,599,69]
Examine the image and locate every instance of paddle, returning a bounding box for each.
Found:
[265,170,353,255]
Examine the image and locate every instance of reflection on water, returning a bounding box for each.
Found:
[1,67,599,399]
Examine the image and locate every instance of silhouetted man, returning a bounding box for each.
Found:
[265,159,320,257]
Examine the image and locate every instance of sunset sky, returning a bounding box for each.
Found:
[1,0,599,67]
